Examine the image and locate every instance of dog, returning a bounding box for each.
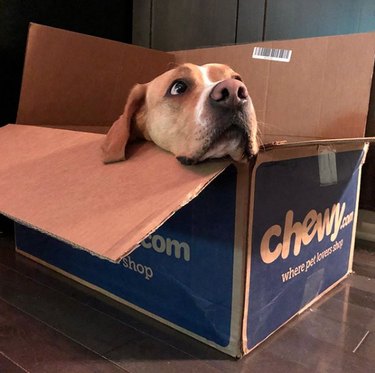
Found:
[101,63,258,165]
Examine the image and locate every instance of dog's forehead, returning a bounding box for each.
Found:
[150,63,235,85]
[200,63,236,83]
[148,64,196,88]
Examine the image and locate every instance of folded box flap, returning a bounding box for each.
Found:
[0,125,229,262]
[175,32,375,141]
[17,23,174,132]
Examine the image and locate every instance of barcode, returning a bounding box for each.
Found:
[252,47,292,62]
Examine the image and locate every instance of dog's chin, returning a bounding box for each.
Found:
[176,126,249,165]
[201,126,248,162]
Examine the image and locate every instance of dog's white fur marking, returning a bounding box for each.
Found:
[196,65,220,128]
[197,65,213,86]
[196,63,258,160]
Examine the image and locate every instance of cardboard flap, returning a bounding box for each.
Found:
[262,137,375,151]
[175,32,375,142]
[0,125,229,262]
[17,24,174,132]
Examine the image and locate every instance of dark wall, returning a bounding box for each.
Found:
[265,0,375,40]
[0,0,133,127]
[132,0,375,50]
[133,0,266,50]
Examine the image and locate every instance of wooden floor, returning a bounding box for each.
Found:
[0,228,374,372]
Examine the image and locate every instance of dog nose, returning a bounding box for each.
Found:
[210,79,248,107]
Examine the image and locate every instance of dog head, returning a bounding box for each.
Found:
[102,63,258,165]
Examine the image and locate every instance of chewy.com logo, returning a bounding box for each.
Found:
[260,202,354,264]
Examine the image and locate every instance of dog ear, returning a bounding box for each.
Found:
[101,83,147,163]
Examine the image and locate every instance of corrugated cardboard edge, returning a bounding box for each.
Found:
[2,211,116,263]
[15,22,33,123]
[348,143,370,273]
[262,137,375,150]
[225,162,253,357]
[240,149,264,356]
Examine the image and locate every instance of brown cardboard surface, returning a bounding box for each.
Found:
[0,125,228,261]
[17,24,174,131]
[174,32,375,142]
[5,25,375,261]
[17,24,375,146]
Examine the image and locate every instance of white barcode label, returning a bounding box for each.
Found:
[252,47,292,62]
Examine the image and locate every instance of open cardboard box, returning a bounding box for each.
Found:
[1,24,375,358]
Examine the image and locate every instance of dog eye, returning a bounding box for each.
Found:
[169,80,188,95]
[233,75,243,82]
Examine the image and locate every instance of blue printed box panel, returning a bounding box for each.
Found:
[15,166,237,347]
[247,150,363,349]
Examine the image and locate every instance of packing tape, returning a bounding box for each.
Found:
[318,145,338,186]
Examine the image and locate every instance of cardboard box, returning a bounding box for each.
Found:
[1,24,375,358]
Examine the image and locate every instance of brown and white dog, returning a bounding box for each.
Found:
[102,63,258,165]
